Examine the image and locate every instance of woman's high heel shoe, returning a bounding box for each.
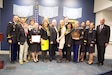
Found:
[87,61,93,65]
[33,59,37,63]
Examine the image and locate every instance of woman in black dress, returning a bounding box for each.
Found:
[86,22,96,65]
[65,22,73,62]
[80,22,86,62]
[29,22,41,63]
[40,18,50,62]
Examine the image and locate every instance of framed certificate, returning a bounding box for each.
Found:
[31,35,41,43]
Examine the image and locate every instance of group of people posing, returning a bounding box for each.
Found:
[6,16,110,66]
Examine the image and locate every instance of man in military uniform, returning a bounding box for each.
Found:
[71,21,82,62]
[84,20,91,60]
[6,15,19,64]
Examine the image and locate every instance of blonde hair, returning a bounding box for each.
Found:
[42,17,49,29]
[42,17,49,24]
[29,18,35,23]
[58,20,65,30]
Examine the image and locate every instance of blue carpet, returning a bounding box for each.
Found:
[99,71,112,75]
[0,54,112,75]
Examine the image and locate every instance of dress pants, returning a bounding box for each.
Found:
[19,41,28,62]
[49,44,56,59]
[73,44,79,62]
[97,45,106,64]
[10,43,19,62]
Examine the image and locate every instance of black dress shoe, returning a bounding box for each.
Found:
[42,59,48,62]
[57,59,62,63]
[79,59,84,62]
[65,60,70,63]
[36,60,39,62]
[14,60,17,62]
[98,63,103,66]
[87,62,93,65]
[10,61,15,64]
[94,62,99,64]
[49,58,52,62]
[52,57,56,60]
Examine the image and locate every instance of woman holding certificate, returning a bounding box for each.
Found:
[40,18,50,62]
[28,19,41,63]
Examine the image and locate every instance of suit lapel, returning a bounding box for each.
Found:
[98,25,105,33]
[101,25,106,33]
[98,25,101,33]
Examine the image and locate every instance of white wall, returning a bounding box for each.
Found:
[94,0,112,13]
[95,10,112,41]
[0,0,3,8]
[95,10,112,59]
[95,10,112,26]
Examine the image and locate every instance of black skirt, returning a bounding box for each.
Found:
[88,44,95,53]
[80,44,86,52]
[30,43,41,52]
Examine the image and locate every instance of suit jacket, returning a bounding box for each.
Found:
[49,26,57,44]
[17,25,28,45]
[65,30,72,45]
[40,28,49,40]
[86,29,96,45]
[28,28,40,38]
[6,22,19,43]
[96,24,110,46]
[80,27,86,44]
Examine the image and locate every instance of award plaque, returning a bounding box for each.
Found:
[71,31,80,40]
[31,35,41,43]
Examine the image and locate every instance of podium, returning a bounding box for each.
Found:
[0,32,3,42]
[0,32,4,69]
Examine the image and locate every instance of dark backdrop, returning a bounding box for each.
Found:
[0,0,95,50]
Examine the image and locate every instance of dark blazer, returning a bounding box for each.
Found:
[96,25,110,46]
[28,28,40,38]
[49,26,57,44]
[40,28,49,40]
[17,25,28,45]
[65,30,72,45]
[80,28,86,44]
[6,22,19,43]
[86,29,96,45]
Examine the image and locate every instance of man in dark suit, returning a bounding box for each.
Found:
[6,15,19,64]
[49,19,58,61]
[96,18,110,66]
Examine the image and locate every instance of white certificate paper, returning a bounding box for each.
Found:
[31,35,41,43]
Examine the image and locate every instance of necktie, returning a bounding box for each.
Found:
[54,27,58,33]
[100,25,103,32]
